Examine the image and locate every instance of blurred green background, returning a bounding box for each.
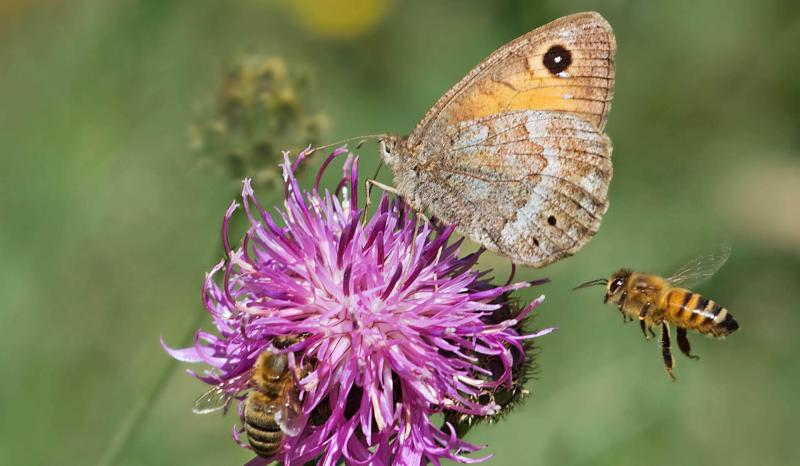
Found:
[2,0,799,465]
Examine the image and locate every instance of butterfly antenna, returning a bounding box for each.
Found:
[573,278,608,291]
[310,134,387,154]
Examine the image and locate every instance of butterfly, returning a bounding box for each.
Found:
[378,12,615,268]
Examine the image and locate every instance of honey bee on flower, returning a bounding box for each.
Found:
[163,147,553,465]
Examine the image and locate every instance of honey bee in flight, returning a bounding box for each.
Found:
[575,245,739,380]
[193,336,305,458]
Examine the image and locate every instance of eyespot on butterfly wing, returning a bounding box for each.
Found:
[408,11,615,144]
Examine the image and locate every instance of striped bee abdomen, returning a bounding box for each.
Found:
[244,396,283,457]
[664,288,739,337]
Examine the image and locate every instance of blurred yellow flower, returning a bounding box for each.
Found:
[281,0,392,39]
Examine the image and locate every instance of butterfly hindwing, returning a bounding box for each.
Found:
[418,109,612,267]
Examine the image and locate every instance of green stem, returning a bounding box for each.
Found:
[96,198,250,466]
[96,310,207,466]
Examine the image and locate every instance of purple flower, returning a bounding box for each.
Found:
[163,147,554,465]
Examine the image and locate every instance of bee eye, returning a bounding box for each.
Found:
[609,278,624,294]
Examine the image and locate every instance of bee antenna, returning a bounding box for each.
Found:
[573,278,608,291]
[309,134,387,154]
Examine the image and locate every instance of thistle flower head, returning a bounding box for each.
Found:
[164,147,553,465]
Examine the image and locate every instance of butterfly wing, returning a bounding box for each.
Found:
[402,12,615,267]
[408,11,615,148]
[418,109,611,267]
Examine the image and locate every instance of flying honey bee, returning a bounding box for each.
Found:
[575,245,739,380]
[193,336,305,458]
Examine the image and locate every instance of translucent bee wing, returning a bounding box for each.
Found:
[192,371,251,415]
[666,244,732,289]
[275,387,304,437]
[192,385,233,414]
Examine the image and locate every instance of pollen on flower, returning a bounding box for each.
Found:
[163,146,554,465]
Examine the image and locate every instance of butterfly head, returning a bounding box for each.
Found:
[378,134,425,209]
[378,134,405,169]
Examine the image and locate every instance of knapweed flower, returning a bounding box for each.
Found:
[442,293,544,437]
[163,147,554,465]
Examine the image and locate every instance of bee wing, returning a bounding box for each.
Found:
[666,244,732,289]
[192,371,251,415]
[192,385,234,414]
[275,385,304,437]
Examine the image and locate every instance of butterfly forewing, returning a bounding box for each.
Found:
[408,11,615,148]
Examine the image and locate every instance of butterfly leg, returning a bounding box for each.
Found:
[365,178,434,227]
[660,321,676,381]
[364,179,399,224]
[427,215,445,231]
[432,244,444,291]
[504,263,517,286]
[676,327,700,360]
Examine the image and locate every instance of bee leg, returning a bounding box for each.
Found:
[638,302,651,319]
[660,321,676,381]
[617,291,630,323]
[649,327,657,338]
[638,303,652,339]
[618,290,628,311]
[676,327,700,360]
[639,319,650,340]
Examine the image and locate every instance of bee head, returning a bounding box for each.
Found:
[604,269,631,305]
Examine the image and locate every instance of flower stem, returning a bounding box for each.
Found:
[96,310,207,466]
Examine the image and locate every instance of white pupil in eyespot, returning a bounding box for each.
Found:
[554,56,562,63]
